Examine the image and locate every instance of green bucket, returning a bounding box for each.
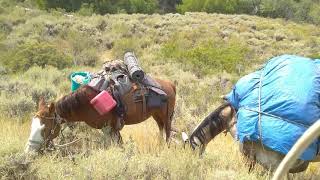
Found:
[70,72,91,92]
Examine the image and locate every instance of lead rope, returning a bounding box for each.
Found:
[39,118,59,153]
[258,70,265,151]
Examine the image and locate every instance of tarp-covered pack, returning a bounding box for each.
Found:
[226,54,320,160]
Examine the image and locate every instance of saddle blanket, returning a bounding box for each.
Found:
[226,54,320,160]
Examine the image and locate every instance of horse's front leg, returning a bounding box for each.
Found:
[101,126,123,147]
[110,129,123,145]
[101,126,113,147]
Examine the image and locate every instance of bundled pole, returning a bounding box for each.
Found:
[124,52,145,82]
[272,120,320,180]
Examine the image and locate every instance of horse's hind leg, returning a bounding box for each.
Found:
[152,80,176,143]
[165,84,176,143]
[153,114,165,141]
[164,114,172,143]
[153,110,173,143]
[164,101,175,143]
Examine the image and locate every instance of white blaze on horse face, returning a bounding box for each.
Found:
[25,117,45,152]
[182,132,189,142]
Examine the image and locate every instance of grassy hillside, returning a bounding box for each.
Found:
[0,6,320,179]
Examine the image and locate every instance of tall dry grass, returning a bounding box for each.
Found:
[1,115,320,179]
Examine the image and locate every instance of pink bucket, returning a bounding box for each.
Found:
[90,90,117,115]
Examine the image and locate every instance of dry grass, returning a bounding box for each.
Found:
[1,117,320,179]
[0,118,29,158]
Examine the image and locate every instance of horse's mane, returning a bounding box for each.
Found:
[189,102,231,144]
[56,85,99,118]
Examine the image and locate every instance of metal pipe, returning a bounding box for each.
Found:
[273,120,320,180]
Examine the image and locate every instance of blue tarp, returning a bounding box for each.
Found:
[226,54,320,160]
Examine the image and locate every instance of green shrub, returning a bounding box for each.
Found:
[112,37,142,58]
[260,0,296,19]
[0,66,66,118]
[22,66,66,101]
[129,0,158,14]
[77,3,94,16]
[1,41,72,73]
[34,0,159,14]
[178,0,246,14]
[1,80,30,96]
[177,0,320,25]
[308,3,320,25]
[64,30,99,66]
[177,0,205,13]
[161,35,250,76]
[23,66,64,86]
[204,0,239,14]
[0,94,35,118]
[29,86,57,104]
[0,0,21,7]
[0,17,13,34]
[34,0,83,11]
[90,0,118,14]
[310,54,320,60]
[76,47,99,67]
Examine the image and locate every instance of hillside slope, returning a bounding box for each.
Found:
[0,7,320,179]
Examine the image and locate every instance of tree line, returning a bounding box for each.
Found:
[33,0,181,14]
[5,0,320,24]
[176,0,320,25]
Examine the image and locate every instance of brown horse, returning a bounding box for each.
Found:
[25,78,176,152]
[182,102,320,174]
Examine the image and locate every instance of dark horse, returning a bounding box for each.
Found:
[182,102,320,174]
[25,78,176,152]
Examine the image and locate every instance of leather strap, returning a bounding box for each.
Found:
[141,86,147,120]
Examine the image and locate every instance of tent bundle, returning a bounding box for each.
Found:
[226,54,320,160]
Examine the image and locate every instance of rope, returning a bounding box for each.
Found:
[258,69,265,150]
[54,138,82,148]
[242,107,310,128]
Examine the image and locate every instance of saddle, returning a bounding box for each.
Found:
[88,60,167,130]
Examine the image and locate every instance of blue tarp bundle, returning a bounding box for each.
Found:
[226,54,320,160]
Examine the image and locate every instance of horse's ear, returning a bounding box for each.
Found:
[38,96,46,109]
[48,102,55,113]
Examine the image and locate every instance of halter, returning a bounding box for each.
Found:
[223,107,237,135]
[189,102,234,149]
[32,112,65,151]
[35,111,65,124]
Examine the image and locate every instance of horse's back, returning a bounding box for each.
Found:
[122,78,176,125]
